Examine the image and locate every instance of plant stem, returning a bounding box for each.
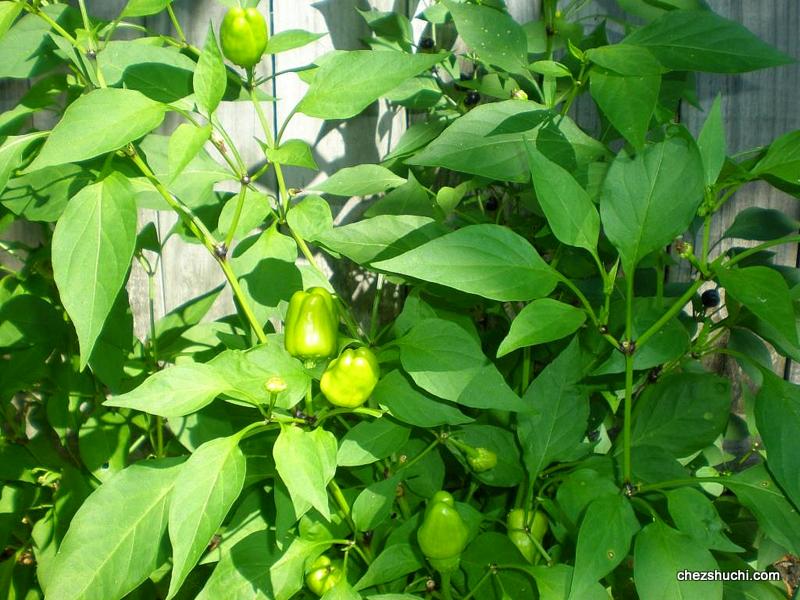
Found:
[129,147,268,344]
[369,274,384,342]
[715,234,800,269]
[462,569,493,600]
[637,280,703,349]
[166,4,186,43]
[622,273,634,484]
[441,571,454,600]
[700,214,712,270]
[636,476,727,494]
[622,353,634,484]
[224,184,248,249]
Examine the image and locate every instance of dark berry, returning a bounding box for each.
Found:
[485,197,499,211]
[419,37,435,50]
[701,288,720,308]
[465,91,480,106]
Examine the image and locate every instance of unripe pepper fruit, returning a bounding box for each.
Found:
[220,8,269,69]
[284,287,339,361]
[320,347,380,408]
[417,491,469,573]
[467,447,497,473]
[507,508,548,564]
[305,555,343,596]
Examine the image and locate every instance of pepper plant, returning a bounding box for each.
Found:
[1,0,799,598]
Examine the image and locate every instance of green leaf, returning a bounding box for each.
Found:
[568,495,640,600]
[298,50,446,119]
[630,372,731,457]
[273,426,337,520]
[78,412,130,482]
[373,370,473,427]
[264,29,325,54]
[97,40,196,103]
[407,101,607,182]
[27,88,166,171]
[697,94,726,186]
[52,173,138,368]
[517,338,588,478]
[122,0,173,17]
[443,0,527,74]
[615,0,706,22]
[211,342,311,410]
[727,465,800,555]
[286,195,332,241]
[337,418,410,467]
[312,164,405,196]
[724,206,798,241]
[530,564,607,600]
[590,68,660,149]
[0,131,47,192]
[634,521,722,600]
[196,530,275,600]
[397,319,526,411]
[600,132,704,271]
[0,2,23,39]
[754,130,800,185]
[351,475,401,532]
[217,189,270,240]
[755,371,800,510]
[355,544,423,590]
[623,9,793,73]
[718,266,798,346]
[315,215,445,266]
[167,435,246,599]
[0,6,67,80]
[498,300,587,358]
[270,536,327,600]
[43,458,184,600]
[168,123,212,183]
[194,25,227,115]
[267,139,318,170]
[665,488,743,553]
[585,44,663,75]
[374,224,557,302]
[526,146,600,254]
[104,362,229,417]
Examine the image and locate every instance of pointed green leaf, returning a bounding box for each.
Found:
[167,435,246,599]
[600,132,704,271]
[697,95,726,186]
[52,173,138,367]
[526,145,600,253]
[623,10,793,73]
[44,458,184,600]
[312,164,405,196]
[104,362,229,417]
[298,50,446,119]
[273,426,337,520]
[498,299,586,357]
[374,224,557,302]
[634,521,722,600]
[27,88,166,171]
[194,24,226,115]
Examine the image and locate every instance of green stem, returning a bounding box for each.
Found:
[561,62,589,116]
[219,259,268,344]
[463,570,492,600]
[129,148,268,344]
[440,571,454,600]
[304,381,314,417]
[398,438,440,473]
[369,274,384,342]
[622,272,635,484]
[700,214,712,270]
[224,184,248,249]
[637,279,703,349]
[27,4,77,44]
[622,353,634,484]
[715,234,800,270]
[637,476,727,494]
[166,4,186,42]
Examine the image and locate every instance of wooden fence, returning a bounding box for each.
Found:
[2,0,799,374]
